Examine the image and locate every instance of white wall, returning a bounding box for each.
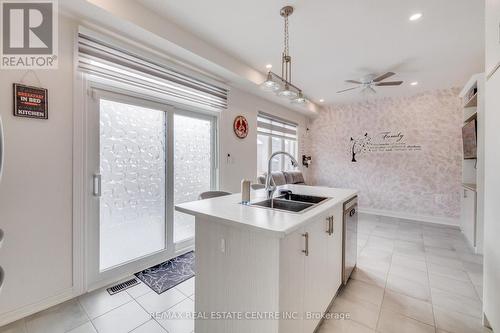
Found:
[483,0,500,326]
[0,15,77,323]
[483,73,500,332]
[219,88,308,193]
[307,89,462,225]
[484,0,500,329]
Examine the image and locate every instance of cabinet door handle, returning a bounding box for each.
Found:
[326,217,331,234]
[302,232,309,256]
[330,216,334,235]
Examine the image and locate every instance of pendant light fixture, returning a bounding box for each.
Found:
[260,6,306,104]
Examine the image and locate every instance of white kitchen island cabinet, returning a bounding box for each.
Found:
[176,185,357,333]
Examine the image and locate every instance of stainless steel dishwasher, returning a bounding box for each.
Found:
[343,196,358,284]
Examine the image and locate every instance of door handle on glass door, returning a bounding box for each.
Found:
[93,174,101,197]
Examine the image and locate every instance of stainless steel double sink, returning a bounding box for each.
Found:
[250,193,330,213]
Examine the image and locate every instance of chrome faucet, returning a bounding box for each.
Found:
[265,151,299,199]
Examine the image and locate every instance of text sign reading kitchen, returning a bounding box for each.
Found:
[13,83,48,119]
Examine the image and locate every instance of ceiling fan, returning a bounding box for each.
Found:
[337,72,403,94]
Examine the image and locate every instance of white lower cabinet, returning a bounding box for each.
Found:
[279,205,343,333]
[461,187,477,248]
[194,203,345,333]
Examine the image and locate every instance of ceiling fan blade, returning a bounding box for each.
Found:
[345,80,362,84]
[336,86,360,93]
[373,72,396,82]
[375,81,403,86]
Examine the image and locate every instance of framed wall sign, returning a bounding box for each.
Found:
[233,115,248,139]
[13,83,48,119]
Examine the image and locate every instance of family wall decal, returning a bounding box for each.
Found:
[349,131,422,162]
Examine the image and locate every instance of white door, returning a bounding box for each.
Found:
[461,188,476,248]
[326,206,343,296]
[303,216,330,333]
[279,227,305,333]
[86,88,216,289]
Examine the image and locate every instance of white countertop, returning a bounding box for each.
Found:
[175,184,358,237]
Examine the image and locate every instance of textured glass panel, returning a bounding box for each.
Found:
[99,99,166,270]
[174,114,212,243]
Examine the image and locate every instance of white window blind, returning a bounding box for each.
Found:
[78,31,228,111]
[257,112,298,140]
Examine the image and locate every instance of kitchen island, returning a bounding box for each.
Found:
[175,184,358,333]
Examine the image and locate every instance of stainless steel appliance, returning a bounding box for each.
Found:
[343,196,358,284]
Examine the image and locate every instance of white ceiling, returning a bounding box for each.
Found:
[138,0,484,105]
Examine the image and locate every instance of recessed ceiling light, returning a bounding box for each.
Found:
[409,13,422,21]
[319,99,325,103]
[410,81,419,86]
[265,64,272,69]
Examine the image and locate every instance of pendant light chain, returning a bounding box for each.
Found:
[282,12,291,83]
[284,14,289,58]
[261,6,306,104]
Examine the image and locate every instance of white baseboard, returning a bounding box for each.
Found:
[358,207,460,228]
[0,287,76,327]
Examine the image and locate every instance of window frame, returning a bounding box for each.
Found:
[257,113,299,176]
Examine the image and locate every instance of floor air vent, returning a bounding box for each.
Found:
[107,278,140,295]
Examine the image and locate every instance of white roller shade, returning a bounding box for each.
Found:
[257,112,298,140]
[78,32,228,111]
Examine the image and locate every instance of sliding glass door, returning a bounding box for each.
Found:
[87,89,216,288]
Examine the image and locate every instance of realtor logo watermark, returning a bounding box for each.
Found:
[1,0,58,69]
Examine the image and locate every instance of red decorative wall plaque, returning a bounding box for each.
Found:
[233,115,248,139]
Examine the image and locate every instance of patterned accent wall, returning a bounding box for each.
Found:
[308,88,462,221]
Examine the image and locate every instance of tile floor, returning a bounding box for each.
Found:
[0,214,490,333]
[0,277,194,333]
[318,213,488,333]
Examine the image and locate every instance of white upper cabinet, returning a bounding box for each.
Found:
[486,0,500,76]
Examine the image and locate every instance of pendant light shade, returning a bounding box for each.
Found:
[278,84,298,99]
[260,72,282,92]
[292,91,306,104]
